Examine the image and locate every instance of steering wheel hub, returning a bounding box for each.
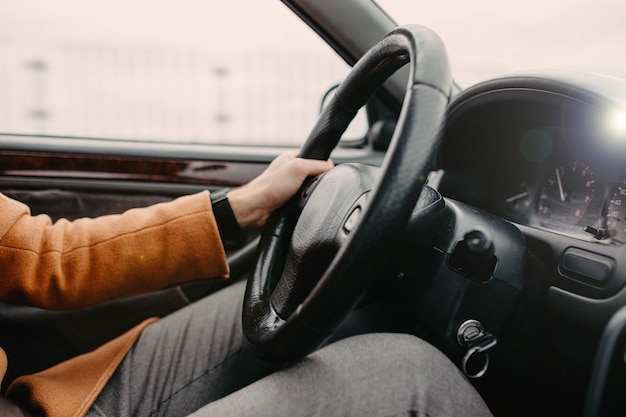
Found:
[271,163,379,318]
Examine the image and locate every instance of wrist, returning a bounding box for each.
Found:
[210,190,244,241]
[226,185,269,229]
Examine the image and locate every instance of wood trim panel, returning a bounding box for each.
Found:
[0,150,266,186]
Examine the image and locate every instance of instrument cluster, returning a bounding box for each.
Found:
[438,80,626,245]
[495,161,626,243]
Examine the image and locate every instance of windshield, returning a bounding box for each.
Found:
[378,0,626,87]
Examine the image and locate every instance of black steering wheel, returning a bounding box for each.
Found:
[243,24,452,363]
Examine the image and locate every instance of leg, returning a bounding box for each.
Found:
[190,333,493,417]
[88,280,278,417]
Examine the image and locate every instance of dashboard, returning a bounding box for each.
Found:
[431,70,626,331]
[437,72,626,246]
[425,71,626,417]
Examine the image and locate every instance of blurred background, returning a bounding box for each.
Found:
[0,0,624,146]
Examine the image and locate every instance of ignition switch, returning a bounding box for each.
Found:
[456,319,497,379]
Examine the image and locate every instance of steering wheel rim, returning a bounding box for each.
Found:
[243,24,452,363]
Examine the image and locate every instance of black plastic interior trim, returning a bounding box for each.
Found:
[583,304,626,417]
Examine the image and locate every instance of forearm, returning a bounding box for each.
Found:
[0,191,228,310]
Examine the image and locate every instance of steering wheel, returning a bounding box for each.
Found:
[243,24,452,363]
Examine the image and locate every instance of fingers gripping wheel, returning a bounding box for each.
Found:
[243,24,452,363]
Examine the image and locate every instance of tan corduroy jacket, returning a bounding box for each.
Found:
[0,191,229,416]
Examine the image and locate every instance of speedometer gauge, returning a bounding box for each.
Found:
[605,179,626,243]
[537,161,596,222]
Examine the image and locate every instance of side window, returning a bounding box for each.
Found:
[0,1,366,146]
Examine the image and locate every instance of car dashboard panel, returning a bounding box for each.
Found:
[439,73,626,246]
[434,71,626,311]
[429,72,626,415]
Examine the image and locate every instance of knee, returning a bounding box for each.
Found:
[304,333,492,416]
[320,332,457,374]
[316,332,478,395]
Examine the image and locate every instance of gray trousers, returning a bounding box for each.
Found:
[88,280,493,417]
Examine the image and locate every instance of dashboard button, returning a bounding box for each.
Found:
[559,248,614,284]
[343,206,361,233]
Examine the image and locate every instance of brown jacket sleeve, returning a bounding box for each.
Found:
[0,191,229,310]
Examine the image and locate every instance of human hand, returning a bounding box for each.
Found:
[225,151,333,229]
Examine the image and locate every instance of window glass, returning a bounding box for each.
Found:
[378,0,626,87]
[0,1,366,146]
